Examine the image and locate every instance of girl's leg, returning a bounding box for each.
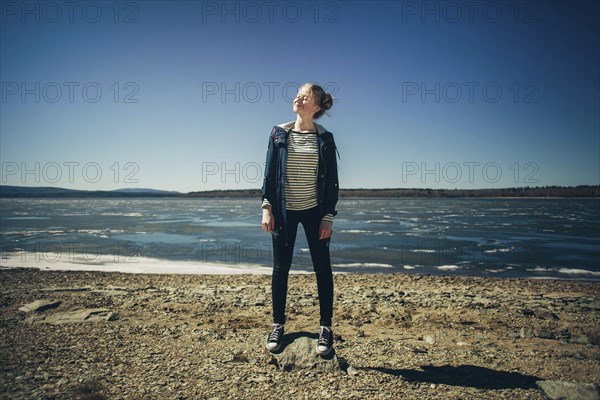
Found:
[271,210,299,325]
[301,207,334,327]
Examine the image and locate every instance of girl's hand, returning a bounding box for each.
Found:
[319,220,333,240]
[262,208,275,233]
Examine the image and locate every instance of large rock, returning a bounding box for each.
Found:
[27,308,114,324]
[269,336,348,374]
[536,380,600,400]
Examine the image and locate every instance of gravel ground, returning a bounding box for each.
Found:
[1,267,599,399]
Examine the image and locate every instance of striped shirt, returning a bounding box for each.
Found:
[262,130,333,222]
[285,130,319,210]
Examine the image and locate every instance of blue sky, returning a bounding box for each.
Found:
[1,0,598,192]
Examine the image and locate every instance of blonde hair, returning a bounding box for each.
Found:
[300,82,334,119]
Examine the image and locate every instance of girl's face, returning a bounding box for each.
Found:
[293,87,320,118]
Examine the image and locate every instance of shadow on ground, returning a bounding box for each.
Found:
[266,332,540,387]
[284,331,319,342]
[361,364,541,390]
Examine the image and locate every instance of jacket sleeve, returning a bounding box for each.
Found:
[260,128,277,210]
[322,137,339,218]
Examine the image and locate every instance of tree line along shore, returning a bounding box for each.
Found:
[0,185,598,198]
[186,185,600,198]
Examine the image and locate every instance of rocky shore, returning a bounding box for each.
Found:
[1,267,599,399]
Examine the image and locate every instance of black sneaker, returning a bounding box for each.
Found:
[266,323,284,352]
[317,326,333,355]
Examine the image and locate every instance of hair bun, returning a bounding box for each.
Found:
[322,93,334,110]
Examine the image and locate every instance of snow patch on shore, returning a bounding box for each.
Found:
[436,265,461,271]
[0,252,281,275]
[334,263,394,268]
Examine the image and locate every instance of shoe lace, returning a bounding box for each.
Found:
[268,325,283,342]
[318,327,332,346]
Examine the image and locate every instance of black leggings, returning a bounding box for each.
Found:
[271,205,333,327]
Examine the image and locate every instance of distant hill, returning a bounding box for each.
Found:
[0,186,82,196]
[112,188,181,194]
[0,185,181,198]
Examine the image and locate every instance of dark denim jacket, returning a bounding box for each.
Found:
[261,120,340,243]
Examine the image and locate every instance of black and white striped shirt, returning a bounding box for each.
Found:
[285,130,319,210]
[262,130,333,222]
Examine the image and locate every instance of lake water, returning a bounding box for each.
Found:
[1,197,599,280]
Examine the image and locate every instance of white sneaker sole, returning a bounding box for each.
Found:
[266,342,281,352]
[316,346,332,356]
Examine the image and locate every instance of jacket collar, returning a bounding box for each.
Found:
[277,120,328,135]
[274,120,339,159]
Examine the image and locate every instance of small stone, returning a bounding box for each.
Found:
[18,300,61,313]
[106,312,119,321]
[520,327,533,339]
[536,380,599,400]
[422,335,436,345]
[210,375,226,382]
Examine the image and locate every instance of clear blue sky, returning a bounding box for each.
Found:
[1,0,598,192]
